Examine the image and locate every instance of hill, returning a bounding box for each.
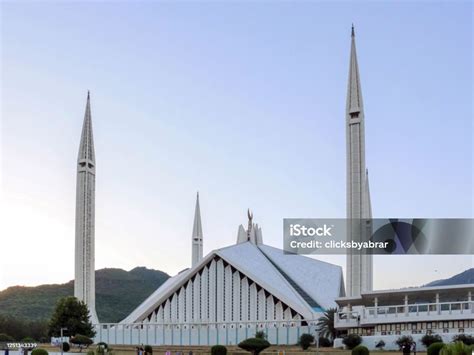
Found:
[425,268,474,287]
[0,267,169,323]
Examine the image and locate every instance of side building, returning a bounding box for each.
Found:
[334,284,474,350]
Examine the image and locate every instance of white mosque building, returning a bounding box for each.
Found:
[74,28,473,347]
[83,27,368,346]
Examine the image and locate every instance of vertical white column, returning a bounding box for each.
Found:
[468,291,472,314]
[233,272,241,322]
[193,273,201,322]
[209,260,217,323]
[266,296,274,323]
[186,281,193,323]
[249,283,257,322]
[178,288,185,323]
[171,293,179,323]
[224,265,233,323]
[257,289,266,321]
[275,302,283,321]
[201,267,209,322]
[157,306,164,323]
[164,300,171,322]
[374,297,378,318]
[241,278,249,322]
[216,259,224,323]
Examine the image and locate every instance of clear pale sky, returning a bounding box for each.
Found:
[1,1,472,292]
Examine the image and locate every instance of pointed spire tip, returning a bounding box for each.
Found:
[351,23,355,37]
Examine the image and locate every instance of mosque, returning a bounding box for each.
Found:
[74,27,378,345]
[74,29,372,344]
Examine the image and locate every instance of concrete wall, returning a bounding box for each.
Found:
[95,324,317,346]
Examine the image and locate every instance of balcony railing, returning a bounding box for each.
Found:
[335,301,474,328]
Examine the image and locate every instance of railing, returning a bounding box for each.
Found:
[336,301,474,327]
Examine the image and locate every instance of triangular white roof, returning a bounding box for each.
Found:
[258,245,344,309]
[121,242,344,324]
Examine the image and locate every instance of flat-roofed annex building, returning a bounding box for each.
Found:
[334,284,474,350]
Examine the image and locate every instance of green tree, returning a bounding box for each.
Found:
[211,345,227,355]
[254,331,266,340]
[440,341,473,355]
[238,338,271,355]
[316,308,337,340]
[342,334,362,350]
[70,335,93,352]
[62,342,70,352]
[48,296,95,338]
[422,334,443,348]
[31,349,48,355]
[427,342,445,355]
[452,334,474,346]
[352,345,369,355]
[298,333,315,350]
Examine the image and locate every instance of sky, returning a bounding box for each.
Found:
[0,0,472,292]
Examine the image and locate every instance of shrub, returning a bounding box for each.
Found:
[318,337,333,347]
[238,337,271,355]
[395,335,414,353]
[62,342,70,352]
[427,342,445,355]
[343,334,362,350]
[71,334,93,352]
[422,334,443,348]
[375,340,385,350]
[255,331,266,340]
[86,351,95,355]
[298,333,315,350]
[211,345,227,355]
[31,349,49,355]
[452,334,474,346]
[440,341,473,355]
[97,342,108,354]
[0,334,14,342]
[352,345,369,355]
[144,345,153,355]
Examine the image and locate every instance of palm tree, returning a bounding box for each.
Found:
[316,308,337,340]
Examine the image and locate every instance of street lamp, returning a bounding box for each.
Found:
[60,328,67,355]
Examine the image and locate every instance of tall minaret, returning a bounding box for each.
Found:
[346,26,373,296]
[191,192,203,267]
[74,92,99,323]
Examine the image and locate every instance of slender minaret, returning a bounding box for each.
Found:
[346,26,373,296]
[364,168,373,290]
[191,192,203,267]
[75,91,99,323]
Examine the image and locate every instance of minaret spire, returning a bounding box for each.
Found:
[345,27,373,296]
[347,25,363,117]
[78,91,95,163]
[75,92,99,324]
[191,192,203,267]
